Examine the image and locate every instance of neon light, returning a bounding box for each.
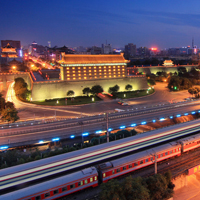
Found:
[39,140,44,143]
[52,138,60,142]
[19,50,22,57]
[176,114,181,117]
[152,120,156,123]
[170,116,173,119]
[95,130,102,134]
[160,118,165,121]
[120,126,126,129]
[131,123,137,127]
[141,121,147,125]
[70,135,75,138]
[191,111,196,114]
[184,113,188,116]
[108,128,112,131]
[82,132,89,136]
[0,146,8,150]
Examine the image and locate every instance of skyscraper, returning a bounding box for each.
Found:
[124,43,136,58]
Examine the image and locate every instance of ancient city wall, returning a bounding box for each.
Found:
[31,76,148,101]
[0,72,32,91]
[128,65,197,75]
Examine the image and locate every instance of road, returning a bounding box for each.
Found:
[6,82,192,121]
[1,96,200,146]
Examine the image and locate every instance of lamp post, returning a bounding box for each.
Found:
[106,113,109,143]
[151,151,157,174]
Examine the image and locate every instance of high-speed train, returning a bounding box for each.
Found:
[1,119,200,199]
[2,131,200,200]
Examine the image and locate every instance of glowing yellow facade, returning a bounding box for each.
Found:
[1,43,18,58]
[163,60,174,66]
[59,53,129,81]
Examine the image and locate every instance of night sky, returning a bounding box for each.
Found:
[1,0,200,49]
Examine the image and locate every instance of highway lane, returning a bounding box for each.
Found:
[1,96,200,134]
[1,119,200,190]
[1,100,200,146]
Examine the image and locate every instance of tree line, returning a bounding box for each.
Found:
[67,84,134,98]
[0,93,19,123]
[14,77,31,101]
[0,129,138,169]
[100,171,175,200]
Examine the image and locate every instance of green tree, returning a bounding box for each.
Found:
[108,85,119,94]
[5,101,14,109]
[188,88,197,98]
[14,77,30,100]
[1,107,19,123]
[100,179,125,200]
[180,78,192,90]
[115,130,131,139]
[82,87,91,96]
[130,129,137,136]
[145,174,170,200]
[194,86,200,98]
[147,78,156,86]
[0,94,6,112]
[67,90,75,97]
[164,171,175,197]
[168,76,181,90]
[125,84,132,91]
[123,176,150,200]
[91,85,103,95]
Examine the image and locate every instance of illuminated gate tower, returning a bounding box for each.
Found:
[59,53,129,81]
[1,43,18,58]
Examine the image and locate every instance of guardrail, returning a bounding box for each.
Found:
[0,100,199,138]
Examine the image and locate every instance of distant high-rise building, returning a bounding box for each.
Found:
[167,48,180,56]
[124,43,136,58]
[48,41,51,48]
[137,47,150,57]
[192,37,194,48]
[179,47,188,55]
[91,46,102,55]
[102,43,112,54]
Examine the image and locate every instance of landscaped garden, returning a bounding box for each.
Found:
[31,95,101,106]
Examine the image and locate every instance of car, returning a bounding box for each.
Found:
[121,102,129,105]
[118,101,128,105]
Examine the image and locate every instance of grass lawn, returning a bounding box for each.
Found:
[31,96,102,106]
[113,89,155,99]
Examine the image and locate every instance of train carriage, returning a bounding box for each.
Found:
[0,167,98,200]
[1,119,200,192]
[180,134,200,153]
[99,142,181,183]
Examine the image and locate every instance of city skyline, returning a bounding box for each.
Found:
[1,0,200,49]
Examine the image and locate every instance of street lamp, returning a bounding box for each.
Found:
[82,132,89,143]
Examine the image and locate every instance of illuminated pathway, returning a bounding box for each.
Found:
[6,82,92,120]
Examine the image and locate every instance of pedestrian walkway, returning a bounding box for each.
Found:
[173,173,200,200]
